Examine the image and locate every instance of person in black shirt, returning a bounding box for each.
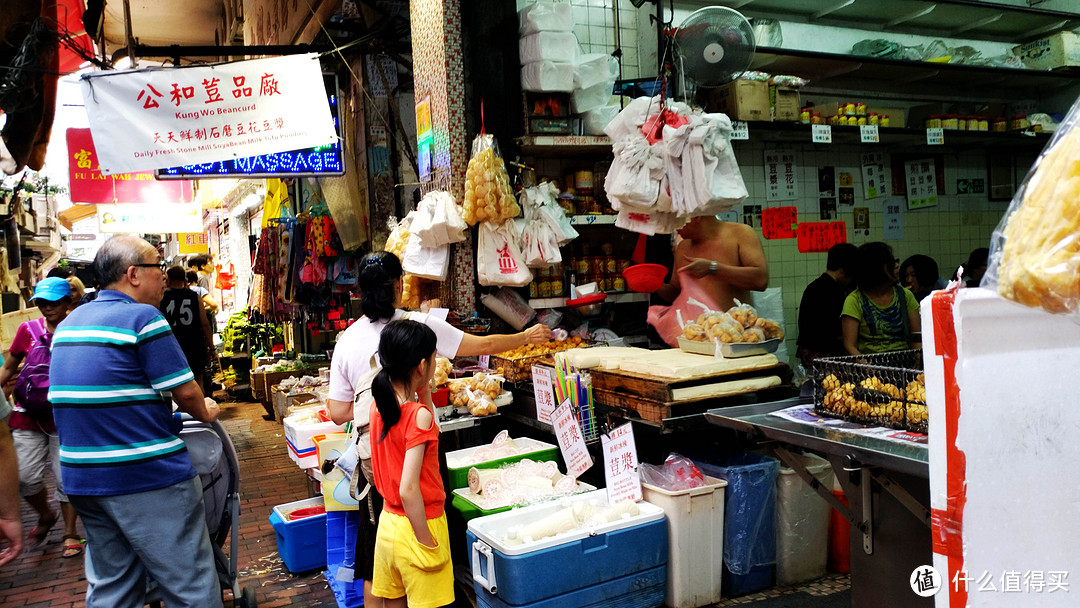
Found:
[160,265,216,393]
[796,243,857,370]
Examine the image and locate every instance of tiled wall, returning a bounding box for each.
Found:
[732,141,1014,366]
[516,0,642,79]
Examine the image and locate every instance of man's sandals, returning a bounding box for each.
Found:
[26,512,57,547]
[62,535,85,558]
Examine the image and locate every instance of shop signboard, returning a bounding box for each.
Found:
[601,423,641,504]
[178,232,210,254]
[66,129,194,203]
[97,202,202,234]
[81,54,336,174]
[532,365,556,424]
[552,399,593,476]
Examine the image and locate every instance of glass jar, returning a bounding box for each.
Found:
[529,281,539,298]
[800,109,811,124]
[880,114,890,127]
[827,114,838,126]
[1010,115,1028,130]
[538,280,551,298]
[856,102,867,116]
[978,116,989,131]
[868,113,879,126]
[857,116,867,126]
[943,115,959,130]
[811,113,823,125]
[550,278,564,297]
[992,117,1007,132]
[926,115,942,129]
[618,259,631,273]
[612,276,627,292]
[844,102,856,116]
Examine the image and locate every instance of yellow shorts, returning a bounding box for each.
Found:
[371,510,455,608]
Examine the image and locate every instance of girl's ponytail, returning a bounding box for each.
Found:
[374,319,438,441]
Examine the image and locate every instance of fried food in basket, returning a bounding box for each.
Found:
[998,127,1080,313]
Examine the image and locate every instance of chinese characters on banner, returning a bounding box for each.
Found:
[601,423,641,504]
[883,199,905,240]
[80,54,336,174]
[761,206,798,239]
[905,159,939,209]
[764,150,798,202]
[797,221,848,253]
[861,152,887,199]
[531,365,557,425]
[178,232,210,254]
[66,129,194,204]
[552,400,593,477]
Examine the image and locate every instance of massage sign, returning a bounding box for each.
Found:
[80,54,337,175]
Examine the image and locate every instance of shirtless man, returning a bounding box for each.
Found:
[657,216,769,310]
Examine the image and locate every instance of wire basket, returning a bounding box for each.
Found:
[812,349,928,434]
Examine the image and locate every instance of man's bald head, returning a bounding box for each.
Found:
[93,236,158,290]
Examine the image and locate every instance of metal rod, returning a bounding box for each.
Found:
[861,467,874,555]
[122,0,136,65]
[132,44,333,58]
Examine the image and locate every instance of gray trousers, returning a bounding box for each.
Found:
[69,476,223,608]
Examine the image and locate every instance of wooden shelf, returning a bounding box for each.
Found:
[568,214,617,226]
[516,135,613,157]
[529,292,650,309]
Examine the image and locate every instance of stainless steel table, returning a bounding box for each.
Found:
[706,398,933,608]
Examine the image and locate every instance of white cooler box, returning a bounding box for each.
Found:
[467,490,667,608]
[283,415,343,469]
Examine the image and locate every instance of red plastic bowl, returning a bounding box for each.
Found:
[622,264,667,293]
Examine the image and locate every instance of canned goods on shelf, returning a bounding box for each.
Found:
[857,116,867,126]
[538,280,551,298]
[855,102,867,116]
[943,115,959,130]
[811,113,823,125]
[880,114,890,127]
[992,117,1007,132]
[978,117,989,131]
[844,102,856,116]
[800,110,811,124]
[868,113,879,126]
[926,115,942,129]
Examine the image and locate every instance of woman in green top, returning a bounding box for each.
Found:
[841,242,921,355]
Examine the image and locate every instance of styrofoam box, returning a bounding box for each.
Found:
[468,490,667,608]
[521,61,575,93]
[776,453,834,586]
[519,2,573,35]
[445,437,559,489]
[642,475,728,608]
[519,32,577,65]
[283,416,344,469]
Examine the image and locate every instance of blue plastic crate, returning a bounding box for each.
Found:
[269,497,327,573]
[325,510,363,607]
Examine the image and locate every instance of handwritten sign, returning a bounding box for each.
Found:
[764,150,798,202]
[797,221,848,253]
[883,199,905,240]
[731,121,749,140]
[602,423,641,504]
[532,365,556,425]
[860,125,880,143]
[478,355,490,369]
[553,399,593,476]
[926,128,944,146]
[905,159,939,209]
[761,206,798,240]
[811,124,832,144]
[861,152,886,200]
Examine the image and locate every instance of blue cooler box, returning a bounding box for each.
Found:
[269,496,327,573]
[467,490,667,608]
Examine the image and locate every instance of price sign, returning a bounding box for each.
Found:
[553,399,593,476]
[811,124,832,144]
[797,221,848,253]
[532,365,556,424]
[860,125,880,143]
[926,128,944,145]
[731,121,750,140]
[478,355,490,369]
[602,423,641,504]
[761,206,798,240]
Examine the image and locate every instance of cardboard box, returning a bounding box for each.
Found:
[867,106,905,128]
[1014,31,1080,70]
[770,86,801,122]
[708,79,770,122]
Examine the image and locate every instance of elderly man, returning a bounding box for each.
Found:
[49,235,221,608]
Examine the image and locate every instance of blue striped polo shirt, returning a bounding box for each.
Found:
[49,289,197,496]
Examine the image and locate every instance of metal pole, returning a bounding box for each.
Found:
[122,0,136,66]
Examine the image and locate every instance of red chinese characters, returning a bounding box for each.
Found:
[169,84,195,106]
[203,77,224,103]
[231,76,252,98]
[137,84,164,109]
[797,221,848,253]
[259,73,279,96]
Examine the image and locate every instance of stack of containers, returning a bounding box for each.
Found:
[519,3,577,95]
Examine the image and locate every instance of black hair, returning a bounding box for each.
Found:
[166,265,188,282]
[966,248,989,269]
[186,270,199,284]
[187,254,211,270]
[372,319,438,442]
[47,267,72,279]
[900,255,939,292]
[854,242,896,291]
[357,251,404,322]
[825,243,858,273]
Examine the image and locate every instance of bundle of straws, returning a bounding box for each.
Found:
[553,353,597,441]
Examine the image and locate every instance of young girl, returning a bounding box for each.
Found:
[369,319,454,608]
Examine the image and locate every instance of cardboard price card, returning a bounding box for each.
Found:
[552,399,593,476]
[601,423,641,504]
[797,221,848,253]
[532,365,556,425]
[761,206,798,239]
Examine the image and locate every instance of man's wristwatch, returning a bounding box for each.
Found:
[708,261,718,274]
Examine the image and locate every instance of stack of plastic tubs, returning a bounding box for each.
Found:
[641,475,728,608]
[324,510,363,608]
[775,453,835,585]
[695,453,780,597]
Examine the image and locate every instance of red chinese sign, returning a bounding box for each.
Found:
[797,221,848,253]
[66,129,193,204]
[762,206,798,240]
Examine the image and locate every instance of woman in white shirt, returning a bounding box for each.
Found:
[326,250,550,608]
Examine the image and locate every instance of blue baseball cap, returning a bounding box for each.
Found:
[31,277,72,303]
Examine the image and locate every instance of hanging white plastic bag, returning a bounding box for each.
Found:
[402,232,449,281]
[478,220,533,287]
[411,194,445,247]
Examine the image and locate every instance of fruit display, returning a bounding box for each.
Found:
[814,350,928,433]
[682,303,785,344]
[491,337,587,382]
[463,134,521,225]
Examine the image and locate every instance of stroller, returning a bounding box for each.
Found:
[147,414,257,607]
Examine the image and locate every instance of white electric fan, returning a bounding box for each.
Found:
[673,6,756,103]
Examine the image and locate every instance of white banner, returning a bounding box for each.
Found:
[81,54,336,174]
[97,203,203,233]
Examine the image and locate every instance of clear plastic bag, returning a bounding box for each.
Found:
[518,1,573,35]
[639,453,706,491]
[519,31,577,64]
[986,94,1080,315]
[464,134,521,225]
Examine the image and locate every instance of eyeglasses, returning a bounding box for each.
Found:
[132,261,167,272]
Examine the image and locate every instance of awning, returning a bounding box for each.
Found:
[58,204,98,231]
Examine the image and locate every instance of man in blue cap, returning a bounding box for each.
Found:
[0,276,85,557]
